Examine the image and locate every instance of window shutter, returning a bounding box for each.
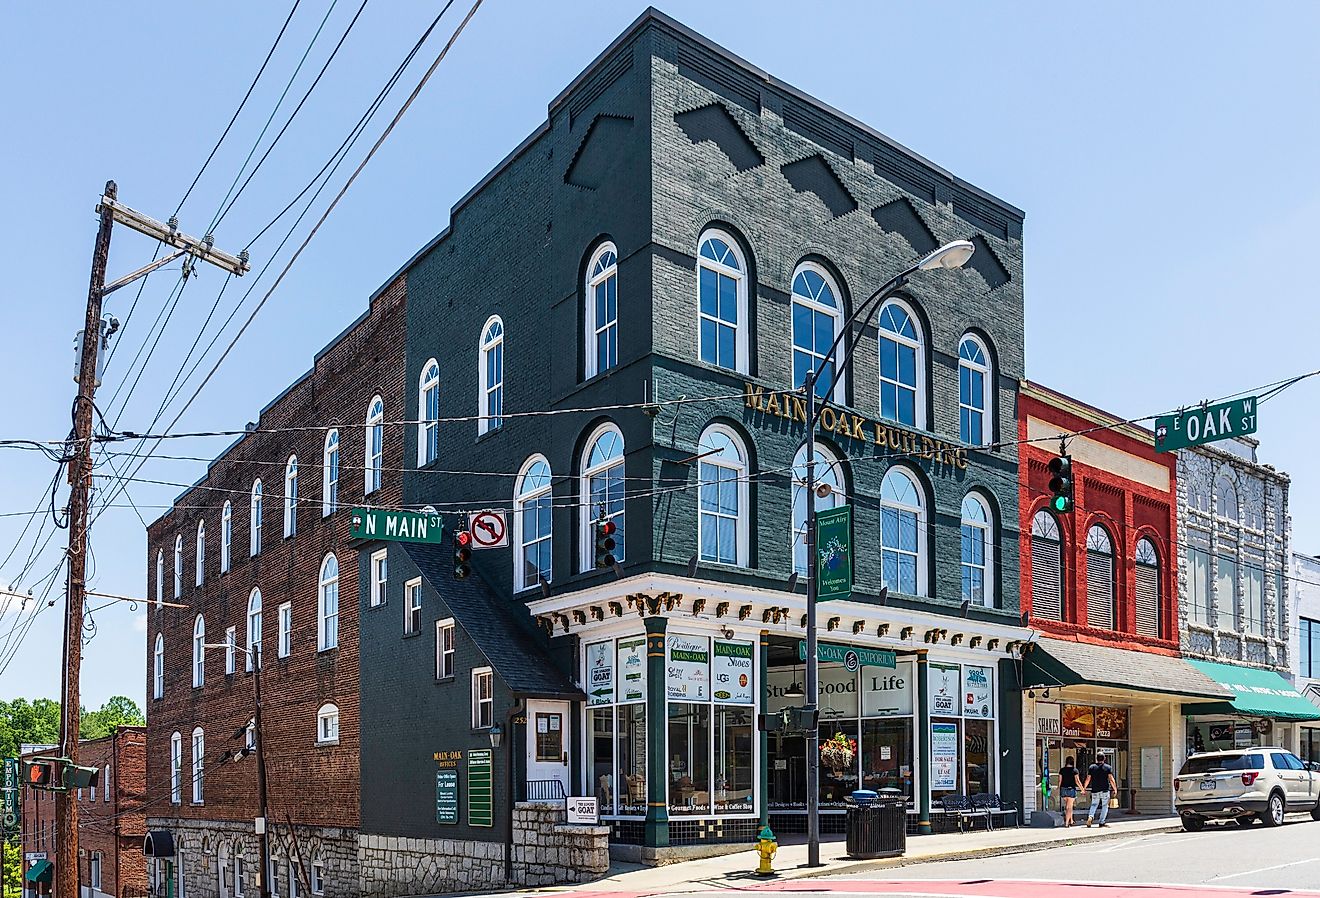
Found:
[1031,536,1063,621]
[1135,562,1160,638]
[1086,551,1115,630]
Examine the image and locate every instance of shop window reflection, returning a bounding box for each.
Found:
[861,718,914,800]
[589,709,615,813]
[618,705,646,814]
[669,703,712,814]
[714,706,754,813]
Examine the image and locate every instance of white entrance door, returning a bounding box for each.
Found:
[526,699,572,798]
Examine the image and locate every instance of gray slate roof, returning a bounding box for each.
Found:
[1025,636,1233,700]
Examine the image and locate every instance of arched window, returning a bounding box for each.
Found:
[697,230,748,373]
[250,480,263,557]
[1085,525,1116,630]
[316,703,340,744]
[877,299,925,429]
[418,359,440,466]
[586,243,618,378]
[322,430,339,516]
[192,615,205,688]
[190,727,204,804]
[697,425,748,566]
[961,493,994,607]
[284,456,298,538]
[791,442,844,576]
[958,335,992,446]
[880,467,926,595]
[514,456,553,591]
[318,554,339,652]
[174,534,183,598]
[169,731,181,804]
[478,317,504,434]
[153,633,164,699]
[1030,511,1064,621]
[580,424,625,571]
[1135,537,1161,638]
[791,263,844,400]
[365,396,384,494]
[155,550,164,609]
[246,588,262,671]
[195,520,206,586]
[221,502,232,573]
[1214,473,1239,521]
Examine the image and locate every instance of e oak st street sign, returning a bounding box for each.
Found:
[1154,396,1258,453]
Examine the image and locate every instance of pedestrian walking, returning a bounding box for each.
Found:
[1083,752,1118,828]
[1059,755,1080,826]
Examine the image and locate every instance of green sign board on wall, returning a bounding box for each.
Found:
[468,749,493,827]
[435,769,459,824]
[816,504,853,601]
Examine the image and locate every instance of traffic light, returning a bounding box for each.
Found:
[453,530,472,579]
[23,759,56,789]
[1047,454,1074,514]
[63,764,99,790]
[593,519,617,569]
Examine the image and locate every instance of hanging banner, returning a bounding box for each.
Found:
[712,641,754,704]
[816,505,853,601]
[3,758,18,832]
[585,642,614,706]
[666,634,710,701]
[931,723,959,790]
[963,665,994,719]
[929,664,962,717]
[616,636,647,703]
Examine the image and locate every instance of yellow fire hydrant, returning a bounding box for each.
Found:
[755,824,778,876]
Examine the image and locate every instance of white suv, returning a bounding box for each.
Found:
[1174,747,1320,830]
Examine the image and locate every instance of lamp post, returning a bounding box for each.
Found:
[801,240,974,866]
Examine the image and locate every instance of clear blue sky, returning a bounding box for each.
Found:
[2,2,1317,708]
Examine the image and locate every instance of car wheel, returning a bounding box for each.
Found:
[1260,792,1285,827]
[1311,803,1320,822]
[1183,815,1205,832]
[1236,816,1255,827]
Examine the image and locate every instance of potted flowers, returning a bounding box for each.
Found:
[820,732,857,776]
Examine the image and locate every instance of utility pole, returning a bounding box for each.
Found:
[56,182,247,898]
[253,645,270,898]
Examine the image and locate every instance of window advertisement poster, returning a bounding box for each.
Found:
[666,634,710,701]
[766,664,858,715]
[963,665,994,719]
[616,636,647,703]
[861,660,913,717]
[1061,705,1094,738]
[929,663,961,717]
[712,640,754,704]
[585,641,614,706]
[1094,706,1128,740]
[931,722,959,790]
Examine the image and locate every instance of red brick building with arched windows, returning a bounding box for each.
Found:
[1015,381,1232,822]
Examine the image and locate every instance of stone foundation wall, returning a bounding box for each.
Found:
[357,802,609,897]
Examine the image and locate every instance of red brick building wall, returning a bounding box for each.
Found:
[1018,381,1180,652]
[144,277,405,835]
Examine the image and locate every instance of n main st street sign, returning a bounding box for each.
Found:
[350,508,444,544]
[1154,396,1258,453]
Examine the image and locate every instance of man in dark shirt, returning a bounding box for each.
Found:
[1084,753,1119,827]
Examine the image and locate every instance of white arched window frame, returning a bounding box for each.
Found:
[221,502,232,573]
[478,317,504,435]
[880,467,927,596]
[190,727,204,804]
[790,263,845,401]
[418,359,440,466]
[192,615,205,688]
[170,731,181,804]
[580,424,626,572]
[1214,473,1239,522]
[195,520,206,586]
[958,334,992,446]
[316,703,340,745]
[514,456,553,592]
[960,492,994,607]
[586,243,619,378]
[284,456,298,538]
[1135,537,1161,639]
[322,430,339,517]
[246,588,262,672]
[877,299,926,429]
[155,550,164,608]
[365,396,384,494]
[318,554,339,652]
[153,633,164,699]
[1086,525,1116,630]
[696,230,749,374]
[791,442,844,576]
[697,424,749,566]
[174,534,183,598]
[250,481,263,557]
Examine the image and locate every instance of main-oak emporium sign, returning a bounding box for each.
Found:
[743,384,969,470]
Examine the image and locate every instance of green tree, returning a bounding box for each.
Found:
[3,840,21,898]
[80,696,145,740]
[0,698,60,759]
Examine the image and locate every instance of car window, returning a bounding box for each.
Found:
[1270,753,1290,769]
[1179,754,1263,775]
[1284,753,1306,771]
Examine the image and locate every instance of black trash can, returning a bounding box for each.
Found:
[845,789,906,859]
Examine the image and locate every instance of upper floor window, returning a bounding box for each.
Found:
[191,727,204,804]
[1302,617,1320,678]
[479,317,504,434]
[961,493,994,607]
[155,550,164,609]
[221,502,232,573]
[250,480,263,557]
[284,456,298,538]
[877,299,925,429]
[173,534,183,598]
[225,626,236,675]
[958,335,992,446]
[581,424,626,571]
[278,602,292,658]
[1031,511,1064,621]
[472,667,494,729]
[697,424,748,566]
[436,617,455,679]
[791,442,843,576]
[1135,537,1161,638]
[880,467,926,596]
[404,578,422,636]
[697,230,748,373]
[418,359,440,466]
[195,520,206,586]
[246,588,262,671]
[365,396,384,494]
[1085,525,1116,630]
[319,553,339,652]
[515,456,553,591]
[1214,473,1239,522]
[322,430,339,516]
[153,633,164,699]
[790,264,843,400]
[586,243,619,378]
[316,703,340,745]
[369,549,387,608]
[192,615,205,688]
[169,731,181,803]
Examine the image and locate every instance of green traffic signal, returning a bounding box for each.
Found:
[1052,495,1072,513]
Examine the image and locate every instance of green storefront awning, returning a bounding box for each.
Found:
[1184,659,1320,721]
[25,859,53,884]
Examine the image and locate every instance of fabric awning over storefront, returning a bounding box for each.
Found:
[1183,659,1320,720]
[25,859,53,883]
[1024,637,1233,701]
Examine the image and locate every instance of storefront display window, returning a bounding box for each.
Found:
[589,708,614,810]
[618,704,646,814]
[669,702,712,814]
[817,720,860,807]
[714,706,754,813]
[1187,718,1271,755]
[861,718,913,799]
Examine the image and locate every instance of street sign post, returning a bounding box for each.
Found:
[349,508,444,544]
[1154,396,1258,453]
[815,504,852,601]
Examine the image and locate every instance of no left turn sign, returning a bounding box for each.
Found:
[468,510,509,549]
